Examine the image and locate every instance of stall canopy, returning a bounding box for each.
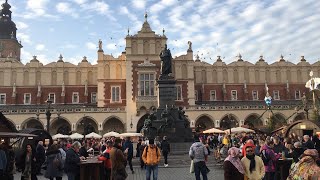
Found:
[69,133,84,139]
[103,131,120,137]
[0,132,37,138]
[119,133,143,137]
[52,133,69,140]
[85,132,102,139]
[202,128,225,134]
[225,127,255,134]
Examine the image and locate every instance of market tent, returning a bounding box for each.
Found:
[69,133,84,139]
[119,133,143,137]
[103,131,120,137]
[85,132,102,139]
[52,133,69,140]
[225,127,255,134]
[202,128,225,134]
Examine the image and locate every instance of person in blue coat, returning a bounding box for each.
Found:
[123,136,134,174]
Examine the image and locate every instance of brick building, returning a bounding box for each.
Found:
[0,1,318,135]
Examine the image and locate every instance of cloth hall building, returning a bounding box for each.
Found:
[0,1,317,135]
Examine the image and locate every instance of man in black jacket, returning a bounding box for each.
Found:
[35,141,45,175]
[160,136,170,167]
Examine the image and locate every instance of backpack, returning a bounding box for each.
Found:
[261,149,270,165]
[145,146,159,158]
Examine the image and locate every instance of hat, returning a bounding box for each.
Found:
[149,139,155,144]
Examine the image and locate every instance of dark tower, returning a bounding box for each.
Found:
[0,0,22,61]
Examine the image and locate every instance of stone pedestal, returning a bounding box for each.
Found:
[157,78,176,109]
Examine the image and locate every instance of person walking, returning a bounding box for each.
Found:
[98,140,112,180]
[142,139,161,180]
[139,140,147,169]
[260,139,281,180]
[223,147,245,180]
[136,139,142,158]
[45,144,63,180]
[35,141,45,175]
[189,135,208,180]
[241,146,265,180]
[122,136,134,174]
[64,141,84,180]
[20,144,37,180]
[0,144,7,180]
[160,136,170,167]
[110,138,127,180]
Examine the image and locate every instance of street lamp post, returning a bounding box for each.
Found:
[46,99,53,133]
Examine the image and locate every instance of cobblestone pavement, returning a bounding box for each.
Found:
[14,155,225,180]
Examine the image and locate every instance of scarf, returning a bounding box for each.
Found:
[246,154,256,173]
[224,147,245,174]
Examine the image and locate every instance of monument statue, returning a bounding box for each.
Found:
[98,39,102,51]
[159,44,172,76]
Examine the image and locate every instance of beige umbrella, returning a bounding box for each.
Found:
[225,127,255,134]
[119,133,143,137]
[103,131,120,137]
[69,133,84,139]
[85,132,102,139]
[52,133,69,140]
[202,128,225,134]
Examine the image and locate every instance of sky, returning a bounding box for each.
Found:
[4,0,320,65]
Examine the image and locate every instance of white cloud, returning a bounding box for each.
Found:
[16,22,29,30]
[73,0,88,5]
[35,44,45,51]
[19,0,59,19]
[56,2,79,18]
[86,42,97,50]
[132,0,146,10]
[16,33,32,45]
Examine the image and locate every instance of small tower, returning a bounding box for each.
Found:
[0,0,22,61]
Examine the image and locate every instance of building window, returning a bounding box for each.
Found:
[176,85,182,101]
[0,94,6,105]
[231,90,237,100]
[72,92,79,103]
[195,90,198,101]
[24,93,31,104]
[48,93,55,104]
[273,90,280,100]
[210,90,216,101]
[139,73,155,96]
[91,92,97,103]
[111,86,120,102]
[252,90,258,100]
[295,90,301,100]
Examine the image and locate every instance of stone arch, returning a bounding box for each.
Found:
[138,106,148,115]
[21,118,44,130]
[76,116,98,135]
[88,71,93,85]
[137,114,149,133]
[220,114,239,130]
[50,116,72,135]
[4,117,18,131]
[293,113,305,122]
[76,71,81,85]
[195,114,214,132]
[63,71,69,85]
[182,64,187,79]
[116,64,122,79]
[23,70,29,86]
[270,113,287,129]
[104,64,110,79]
[52,70,57,85]
[244,113,263,128]
[102,116,125,134]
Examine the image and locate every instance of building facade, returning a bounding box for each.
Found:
[0,1,317,135]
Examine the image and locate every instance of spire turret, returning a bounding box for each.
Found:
[0,0,16,39]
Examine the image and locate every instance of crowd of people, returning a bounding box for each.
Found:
[0,135,171,180]
[194,132,320,180]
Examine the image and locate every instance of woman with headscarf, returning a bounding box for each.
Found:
[223,147,245,180]
[287,149,320,180]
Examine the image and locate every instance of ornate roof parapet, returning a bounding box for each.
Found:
[279,54,285,62]
[216,55,222,62]
[57,54,64,62]
[195,54,200,62]
[259,55,265,62]
[81,56,88,62]
[30,55,39,62]
[237,53,243,61]
[137,57,156,67]
[300,56,306,62]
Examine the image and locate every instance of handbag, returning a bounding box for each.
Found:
[190,160,194,173]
